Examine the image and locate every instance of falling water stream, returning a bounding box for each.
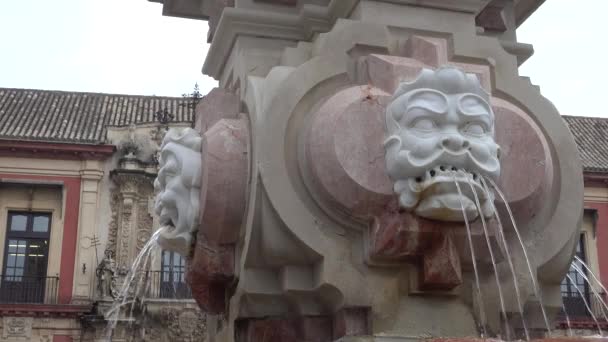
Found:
[453,175,488,337]
[566,273,603,335]
[562,302,574,337]
[476,175,530,340]
[464,174,511,340]
[571,263,608,322]
[576,255,608,297]
[104,227,165,341]
[483,176,553,334]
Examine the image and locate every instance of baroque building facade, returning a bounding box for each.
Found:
[0,87,205,341]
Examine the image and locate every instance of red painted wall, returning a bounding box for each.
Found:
[53,335,73,342]
[0,173,81,304]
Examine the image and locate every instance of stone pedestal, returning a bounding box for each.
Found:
[152,1,584,341]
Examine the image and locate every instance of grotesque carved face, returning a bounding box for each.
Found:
[384,67,500,221]
[154,128,203,256]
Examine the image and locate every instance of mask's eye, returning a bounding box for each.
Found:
[462,122,487,137]
[410,118,437,132]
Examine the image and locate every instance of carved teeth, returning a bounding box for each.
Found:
[415,167,484,185]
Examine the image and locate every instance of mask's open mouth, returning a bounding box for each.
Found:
[410,166,493,222]
[157,207,193,256]
[159,207,176,231]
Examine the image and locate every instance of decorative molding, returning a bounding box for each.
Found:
[160,308,207,341]
[108,170,155,274]
[136,199,154,253]
[0,139,115,160]
[2,317,33,339]
[0,304,92,317]
[107,192,120,254]
[118,196,134,273]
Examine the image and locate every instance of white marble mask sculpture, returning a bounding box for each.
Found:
[384,67,500,221]
[154,128,203,256]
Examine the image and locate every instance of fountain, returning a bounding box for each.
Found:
[149,1,588,341]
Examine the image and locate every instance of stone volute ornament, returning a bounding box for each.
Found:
[154,127,203,256]
[384,67,500,221]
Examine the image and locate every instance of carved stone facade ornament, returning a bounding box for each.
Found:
[108,173,154,276]
[137,199,154,253]
[159,308,206,341]
[107,192,120,254]
[154,128,203,256]
[383,66,500,221]
[96,248,118,299]
[2,317,33,339]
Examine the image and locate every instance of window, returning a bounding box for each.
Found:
[159,250,191,299]
[1,211,52,303]
[561,234,590,318]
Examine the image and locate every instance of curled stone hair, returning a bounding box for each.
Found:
[160,127,203,153]
[157,127,203,189]
[391,66,489,102]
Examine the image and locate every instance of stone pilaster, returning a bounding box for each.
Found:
[72,160,104,303]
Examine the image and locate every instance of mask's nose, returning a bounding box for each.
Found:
[441,135,470,153]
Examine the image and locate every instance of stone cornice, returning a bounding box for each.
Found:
[0,139,115,161]
[378,0,490,13]
[149,0,207,20]
[201,0,362,78]
[202,1,533,79]
[0,303,92,317]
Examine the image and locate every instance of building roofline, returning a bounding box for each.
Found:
[0,86,189,100]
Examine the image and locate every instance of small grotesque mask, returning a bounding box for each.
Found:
[384,67,500,221]
[154,128,203,255]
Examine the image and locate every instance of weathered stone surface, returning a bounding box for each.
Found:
[369,204,440,261]
[476,4,508,32]
[187,242,234,314]
[333,308,371,339]
[422,234,463,290]
[234,309,370,342]
[194,87,240,133]
[235,316,333,342]
[186,108,249,314]
[199,117,249,244]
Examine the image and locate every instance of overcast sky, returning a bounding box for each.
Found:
[0,0,606,117]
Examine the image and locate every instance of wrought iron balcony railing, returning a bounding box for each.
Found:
[0,275,59,304]
[144,270,193,300]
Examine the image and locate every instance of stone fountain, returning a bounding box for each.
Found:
[152,1,584,341]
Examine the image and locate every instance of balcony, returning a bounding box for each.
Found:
[0,275,59,304]
[143,270,193,300]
